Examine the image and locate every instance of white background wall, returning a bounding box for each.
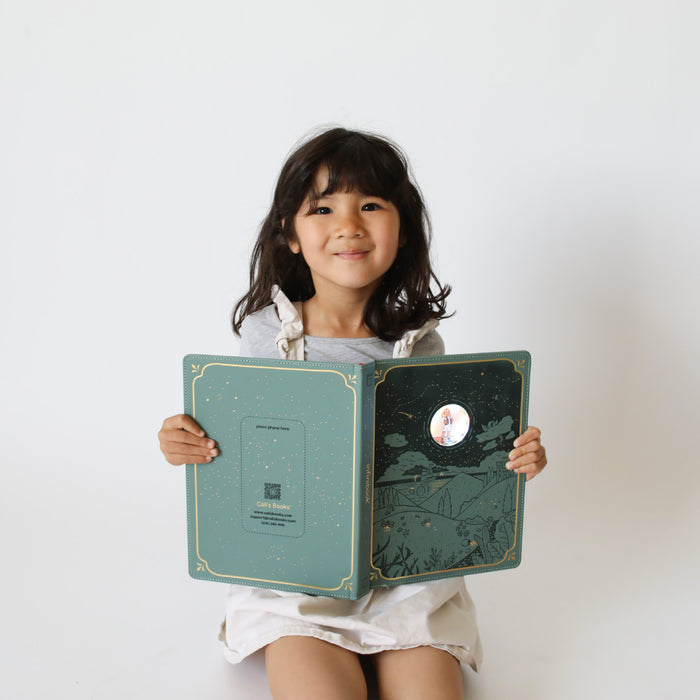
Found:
[2,1,698,698]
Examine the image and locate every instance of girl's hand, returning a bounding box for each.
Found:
[158,414,218,466]
[506,426,547,481]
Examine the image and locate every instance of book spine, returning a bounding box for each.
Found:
[352,363,375,598]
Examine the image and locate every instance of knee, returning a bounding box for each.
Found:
[265,637,368,700]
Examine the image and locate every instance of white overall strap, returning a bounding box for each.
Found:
[271,285,305,360]
[392,318,440,358]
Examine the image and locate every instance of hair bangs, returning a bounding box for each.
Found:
[311,134,406,205]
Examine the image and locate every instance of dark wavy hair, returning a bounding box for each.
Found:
[232,127,451,341]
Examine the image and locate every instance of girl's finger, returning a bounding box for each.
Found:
[513,426,541,448]
[507,445,547,470]
[507,451,540,469]
[509,438,543,464]
[509,442,540,462]
[163,440,218,457]
[161,429,216,449]
[511,454,548,478]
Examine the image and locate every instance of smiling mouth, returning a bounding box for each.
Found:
[334,250,369,260]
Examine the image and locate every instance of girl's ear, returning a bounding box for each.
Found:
[281,218,301,254]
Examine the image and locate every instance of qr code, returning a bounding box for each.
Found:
[264,482,281,500]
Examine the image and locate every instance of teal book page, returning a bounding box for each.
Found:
[370,352,530,586]
[184,355,368,598]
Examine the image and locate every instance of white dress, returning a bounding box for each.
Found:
[219,289,483,670]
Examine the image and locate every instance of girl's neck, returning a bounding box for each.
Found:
[301,294,374,339]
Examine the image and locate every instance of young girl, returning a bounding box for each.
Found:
[159,127,547,700]
[441,407,455,446]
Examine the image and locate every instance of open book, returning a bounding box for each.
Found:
[184,351,530,599]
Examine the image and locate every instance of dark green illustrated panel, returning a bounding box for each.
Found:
[372,359,526,581]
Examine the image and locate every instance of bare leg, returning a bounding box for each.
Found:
[372,646,463,700]
[265,636,368,700]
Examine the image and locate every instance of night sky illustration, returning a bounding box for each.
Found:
[374,359,525,482]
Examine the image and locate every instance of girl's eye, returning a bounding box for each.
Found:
[313,206,332,215]
[362,202,382,211]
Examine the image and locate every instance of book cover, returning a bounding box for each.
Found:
[184,351,530,599]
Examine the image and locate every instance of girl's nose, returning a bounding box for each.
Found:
[334,212,365,237]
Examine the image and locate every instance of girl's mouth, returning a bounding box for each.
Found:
[334,250,369,260]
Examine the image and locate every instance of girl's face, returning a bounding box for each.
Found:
[289,168,401,300]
